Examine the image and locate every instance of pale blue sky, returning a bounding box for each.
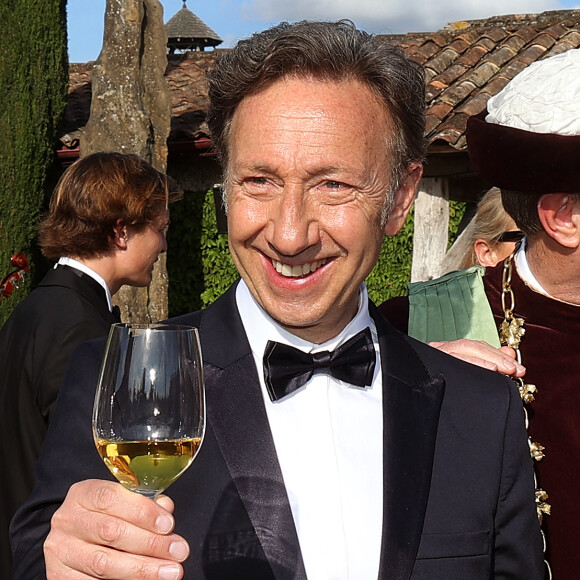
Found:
[67,0,580,63]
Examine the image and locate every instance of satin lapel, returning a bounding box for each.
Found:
[370,305,445,580]
[198,285,307,579]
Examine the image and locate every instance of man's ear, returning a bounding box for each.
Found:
[113,220,129,250]
[538,194,580,249]
[384,162,423,236]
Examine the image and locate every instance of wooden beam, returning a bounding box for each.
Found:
[411,177,449,282]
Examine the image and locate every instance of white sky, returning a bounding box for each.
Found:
[67,0,580,62]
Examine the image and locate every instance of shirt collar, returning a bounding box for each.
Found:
[514,238,551,296]
[235,279,375,360]
[56,257,114,312]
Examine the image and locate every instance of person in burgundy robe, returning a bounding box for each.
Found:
[382,47,580,580]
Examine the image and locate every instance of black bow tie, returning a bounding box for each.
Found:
[263,327,376,402]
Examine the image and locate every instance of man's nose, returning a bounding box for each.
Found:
[268,186,318,256]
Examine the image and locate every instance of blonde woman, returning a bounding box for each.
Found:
[440,187,523,273]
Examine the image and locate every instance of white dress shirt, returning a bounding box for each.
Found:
[57,256,114,312]
[236,280,383,579]
[514,239,550,296]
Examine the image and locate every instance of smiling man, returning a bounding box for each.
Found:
[11,21,542,580]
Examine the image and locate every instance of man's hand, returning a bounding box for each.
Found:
[428,339,525,377]
[44,480,190,580]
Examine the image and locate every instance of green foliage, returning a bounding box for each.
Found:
[366,207,415,305]
[448,199,467,248]
[0,0,68,325]
[366,200,466,305]
[199,189,238,306]
[167,189,205,315]
[167,188,237,316]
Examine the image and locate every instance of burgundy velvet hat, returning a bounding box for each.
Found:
[466,49,580,195]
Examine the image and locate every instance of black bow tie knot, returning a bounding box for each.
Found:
[263,327,376,402]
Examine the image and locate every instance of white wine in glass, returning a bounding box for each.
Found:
[92,323,205,499]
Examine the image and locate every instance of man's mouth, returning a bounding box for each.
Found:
[271,258,328,278]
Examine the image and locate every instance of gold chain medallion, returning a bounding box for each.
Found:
[500,251,552,578]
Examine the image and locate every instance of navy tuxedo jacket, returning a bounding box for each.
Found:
[11,283,543,579]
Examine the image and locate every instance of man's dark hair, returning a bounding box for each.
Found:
[206,20,427,189]
[38,152,179,260]
[500,190,544,236]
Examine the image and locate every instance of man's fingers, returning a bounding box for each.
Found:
[70,480,175,534]
[428,339,526,377]
[61,481,189,558]
[46,536,184,580]
[155,494,175,513]
[45,480,189,579]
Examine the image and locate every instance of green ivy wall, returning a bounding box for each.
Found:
[0,0,68,326]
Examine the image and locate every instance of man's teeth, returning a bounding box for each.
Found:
[272,259,327,277]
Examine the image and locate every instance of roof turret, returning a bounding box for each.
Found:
[165,1,222,52]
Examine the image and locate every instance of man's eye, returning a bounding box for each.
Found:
[247,177,269,185]
[324,180,347,190]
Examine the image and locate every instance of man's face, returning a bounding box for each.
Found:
[226,76,421,343]
[122,208,169,288]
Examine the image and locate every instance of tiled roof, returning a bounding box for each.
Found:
[61,9,580,155]
[391,9,580,150]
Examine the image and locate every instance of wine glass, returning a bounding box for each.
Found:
[92,323,205,499]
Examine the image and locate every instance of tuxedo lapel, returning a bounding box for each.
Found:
[198,285,307,579]
[370,305,445,580]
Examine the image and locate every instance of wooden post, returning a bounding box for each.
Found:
[411,177,449,282]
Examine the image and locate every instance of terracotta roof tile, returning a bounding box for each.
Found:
[544,31,580,54]
[512,25,542,44]
[541,23,568,38]
[415,40,443,61]
[456,91,490,116]
[434,63,470,86]
[438,80,477,107]
[483,45,518,67]
[498,34,527,53]
[447,38,471,54]
[455,44,488,67]
[427,102,454,120]
[495,58,528,79]
[425,114,441,135]
[429,33,454,47]
[453,28,482,45]
[480,76,510,97]
[532,32,558,49]
[480,27,510,44]
[425,82,445,101]
[473,36,498,51]
[62,9,580,155]
[424,48,460,74]
[516,43,550,64]
[464,61,500,87]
